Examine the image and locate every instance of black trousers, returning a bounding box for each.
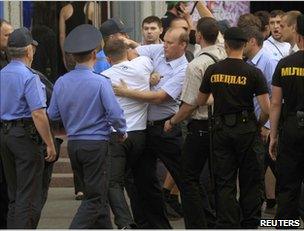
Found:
[132,123,183,229]
[213,120,264,228]
[180,120,216,228]
[108,131,147,228]
[0,126,44,229]
[0,159,9,229]
[68,140,112,229]
[276,116,304,221]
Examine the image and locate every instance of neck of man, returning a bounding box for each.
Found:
[248,46,262,60]
[13,57,31,66]
[297,35,304,50]
[78,60,95,69]
[200,40,214,49]
[111,57,128,65]
[143,39,161,45]
[228,50,243,59]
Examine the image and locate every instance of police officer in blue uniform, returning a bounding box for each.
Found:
[0,27,57,229]
[269,14,304,226]
[47,24,127,229]
[197,27,270,228]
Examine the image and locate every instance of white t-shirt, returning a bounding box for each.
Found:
[262,36,290,61]
[101,56,153,132]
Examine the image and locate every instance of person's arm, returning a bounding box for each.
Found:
[196,1,214,18]
[164,102,197,132]
[100,79,127,136]
[59,6,67,56]
[269,86,282,161]
[32,109,56,162]
[113,79,170,104]
[256,93,270,127]
[197,92,210,106]
[47,87,61,121]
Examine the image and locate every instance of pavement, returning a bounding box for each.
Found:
[37,187,295,229]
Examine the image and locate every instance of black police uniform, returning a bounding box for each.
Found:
[0,50,9,229]
[199,27,268,228]
[272,49,304,221]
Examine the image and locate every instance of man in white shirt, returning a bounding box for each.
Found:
[263,10,290,61]
[101,38,153,229]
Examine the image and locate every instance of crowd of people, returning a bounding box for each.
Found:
[0,1,304,229]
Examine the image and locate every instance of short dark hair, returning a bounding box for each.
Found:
[243,26,264,47]
[142,16,162,28]
[237,13,262,31]
[73,50,94,63]
[196,17,219,44]
[254,11,270,32]
[225,40,246,50]
[103,38,127,60]
[270,10,285,18]
[0,18,10,28]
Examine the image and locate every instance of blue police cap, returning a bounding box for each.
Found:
[8,27,38,48]
[224,27,248,42]
[64,24,102,54]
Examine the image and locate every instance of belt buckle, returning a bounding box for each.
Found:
[147,121,154,126]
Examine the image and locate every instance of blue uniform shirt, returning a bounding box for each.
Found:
[47,64,126,140]
[247,49,277,128]
[93,50,111,73]
[136,44,188,121]
[0,60,47,120]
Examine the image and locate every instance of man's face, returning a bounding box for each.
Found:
[280,16,294,43]
[243,38,254,58]
[142,22,162,44]
[0,23,13,50]
[269,15,282,41]
[163,30,185,61]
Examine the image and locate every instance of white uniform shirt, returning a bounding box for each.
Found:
[262,36,290,61]
[102,56,153,131]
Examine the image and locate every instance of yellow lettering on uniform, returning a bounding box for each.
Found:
[291,68,296,76]
[231,76,236,84]
[281,67,290,76]
[241,77,247,85]
[219,74,224,83]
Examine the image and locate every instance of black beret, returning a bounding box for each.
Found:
[296,14,304,36]
[8,27,38,48]
[99,17,132,38]
[64,24,102,54]
[224,27,248,42]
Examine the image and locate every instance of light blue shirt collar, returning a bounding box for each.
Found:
[162,54,186,69]
[75,64,93,71]
[250,48,264,66]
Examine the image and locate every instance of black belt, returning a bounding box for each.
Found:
[147,116,172,126]
[188,119,209,131]
[0,118,34,127]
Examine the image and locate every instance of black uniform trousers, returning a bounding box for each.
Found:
[68,140,112,229]
[0,159,9,229]
[213,119,264,228]
[108,131,147,228]
[132,122,183,229]
[180,119,216,228]
[276,116,304,221]
[0,125,44,229]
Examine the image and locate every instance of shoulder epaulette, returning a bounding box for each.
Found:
[93,71,110,79]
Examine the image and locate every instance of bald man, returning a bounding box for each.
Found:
[113,28,189,228]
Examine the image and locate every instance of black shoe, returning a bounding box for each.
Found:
[266,199,276,209]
